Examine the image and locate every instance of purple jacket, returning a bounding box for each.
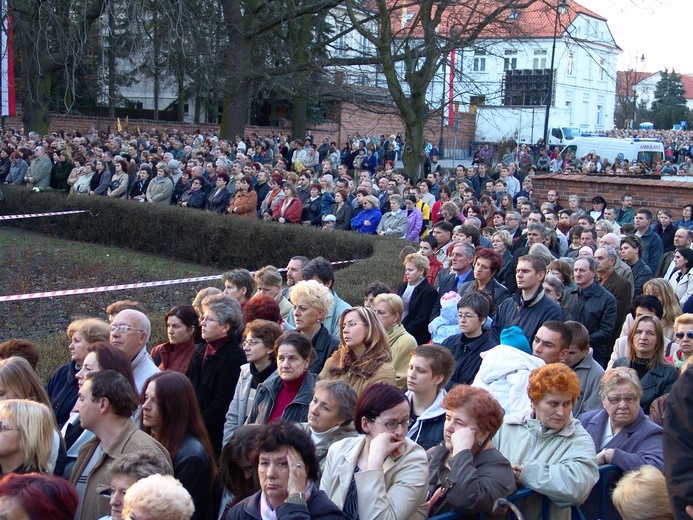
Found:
[579,406,663,519]
[406,208,423,242]
[578,408,663,471]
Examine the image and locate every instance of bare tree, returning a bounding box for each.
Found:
[336,0,541,180]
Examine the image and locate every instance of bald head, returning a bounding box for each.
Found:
[599,232,620,250]
[110,309,151,359]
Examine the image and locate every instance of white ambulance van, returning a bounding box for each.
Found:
[560,137,664,167]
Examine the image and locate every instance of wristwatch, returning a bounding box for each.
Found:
[285,492,307,505]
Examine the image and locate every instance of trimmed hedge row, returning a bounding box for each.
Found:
[1,187,375,270]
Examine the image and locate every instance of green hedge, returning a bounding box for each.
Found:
[1,186,375,270]
[2,187,412,382]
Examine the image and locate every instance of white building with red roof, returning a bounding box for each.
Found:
[424,0,621,135]
[633,72,693,110]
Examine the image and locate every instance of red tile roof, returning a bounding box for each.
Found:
[389,0,611,41]
[624,71,693,100]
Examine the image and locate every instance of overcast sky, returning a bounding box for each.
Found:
[578,0,691,74]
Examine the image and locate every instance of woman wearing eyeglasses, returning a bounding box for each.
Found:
[320,383,428,520]
[672,313,693,369]
[222,320,281,447]
[578,367,664,519]
[319,308,396,398]
[186,293,246,457]
[612,315,678,413]
[0,400,55,477]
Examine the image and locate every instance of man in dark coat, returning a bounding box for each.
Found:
[562,256,617,367]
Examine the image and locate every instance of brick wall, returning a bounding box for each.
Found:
[533,174,693,215]
[3,109,477,150]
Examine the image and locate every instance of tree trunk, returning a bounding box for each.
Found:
[291,94,307,140]
[16,19,51,133]
[108,7,116,119]
[403,120,425,182]
[219,0,249,139]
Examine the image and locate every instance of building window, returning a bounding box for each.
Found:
[474,50,486,72]
[504,57,517,70]
[567,52,574,76]
[474,58,486,72]
[596,104,604,126]
[533,51,547,70]
[599,59,605,80]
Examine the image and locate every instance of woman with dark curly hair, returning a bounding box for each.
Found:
[319,307,396,397]
[227,420,343,520]
[494,362,599,520]
[320,383,428,520]
[427,385,515,518]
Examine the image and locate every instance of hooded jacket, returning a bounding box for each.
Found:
[406,389,446,451]
[472,346,545,414]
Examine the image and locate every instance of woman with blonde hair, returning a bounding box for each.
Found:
[123,474,194,520]
[372,293,417,390]
[612,466,672,520]
[620,278,681,341]
[397,253,440,345]
[46,318,110,428]
[0,357,64,475]
[319,307,396,397]
[0,399,55,476]
[289,280,339,374]
[613,315,678,413]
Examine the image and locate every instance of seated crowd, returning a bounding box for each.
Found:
[1,127,693,520]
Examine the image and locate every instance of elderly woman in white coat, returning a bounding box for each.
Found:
[320,383,428,520]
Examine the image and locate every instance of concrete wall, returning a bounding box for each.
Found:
[532,174,693,215]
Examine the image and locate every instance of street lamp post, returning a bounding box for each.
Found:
[632,53,645,129]
[439,59,446,159]
[543,0,568,147]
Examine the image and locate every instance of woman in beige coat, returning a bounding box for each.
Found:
[320,383,428,520]
[319,307,396,397]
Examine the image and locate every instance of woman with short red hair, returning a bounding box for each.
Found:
[0,473,78,520]
[494,363,599,520]
[458,247,510,314]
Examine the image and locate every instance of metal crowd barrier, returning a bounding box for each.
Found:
[429,464,619,520]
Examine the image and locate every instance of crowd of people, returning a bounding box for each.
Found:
[1,126,693,520]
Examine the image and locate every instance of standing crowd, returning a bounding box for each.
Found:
[0,126,693,520]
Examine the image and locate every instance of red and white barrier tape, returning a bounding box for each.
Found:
[0,260,357,302]
[0,210,91,221]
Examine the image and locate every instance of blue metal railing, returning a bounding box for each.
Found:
[429,464,618,520]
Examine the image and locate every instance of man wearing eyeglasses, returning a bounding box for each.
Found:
[109,309,160,393]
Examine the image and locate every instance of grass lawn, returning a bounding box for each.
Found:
[0,226,406,382]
